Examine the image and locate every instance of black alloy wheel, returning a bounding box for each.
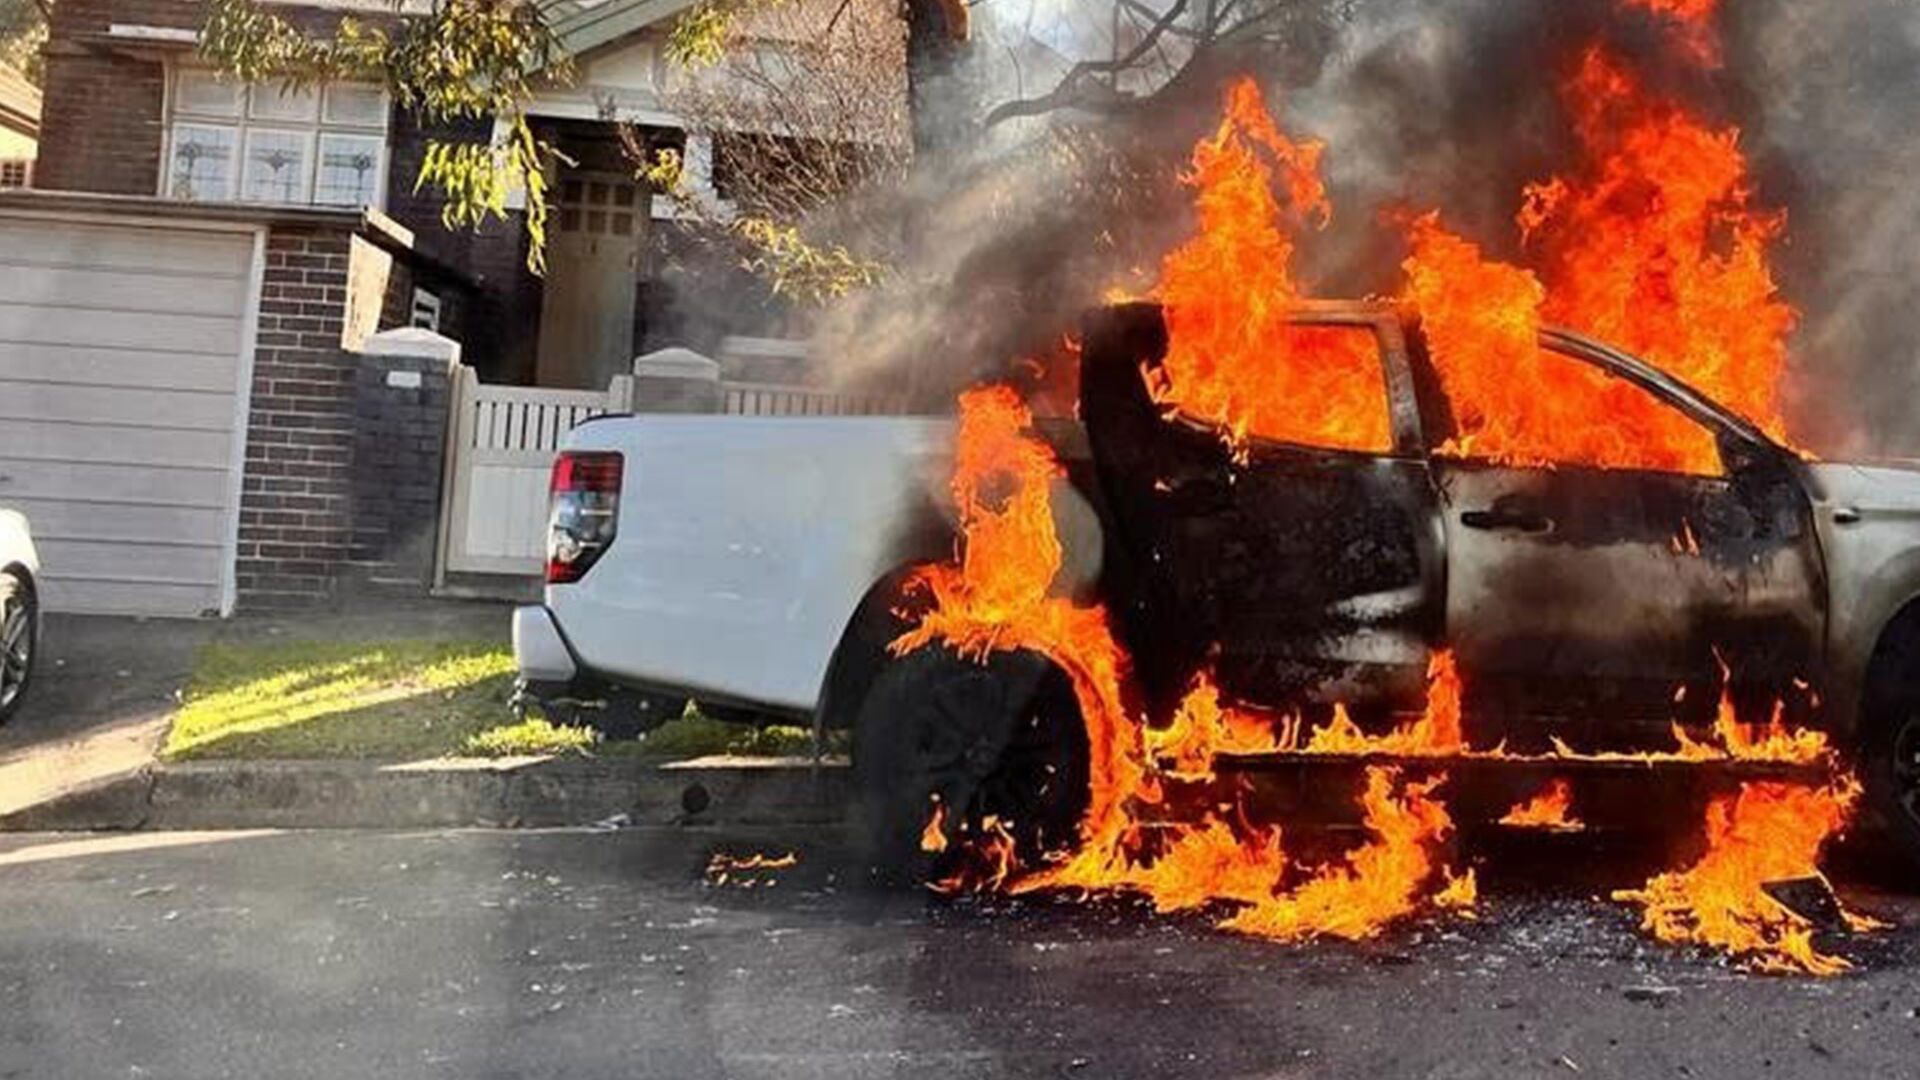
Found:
[0,570,35,724]
[851,645,1090,884]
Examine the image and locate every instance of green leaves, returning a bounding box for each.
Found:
[414,117,562,274]
[665,2,734,68]
[198,0,572,273]
[734,217,887,302]
[0,0,48,83]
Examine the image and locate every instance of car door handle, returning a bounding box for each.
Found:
[1460,508,1552,533]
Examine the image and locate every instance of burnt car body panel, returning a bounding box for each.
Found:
[1078,301,1838,745]
[1080,303,1444,721]
[1435,460,1825,748]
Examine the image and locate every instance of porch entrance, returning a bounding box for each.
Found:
[534,172,645,390]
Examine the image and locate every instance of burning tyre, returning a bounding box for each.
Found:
[852,645,1089,884]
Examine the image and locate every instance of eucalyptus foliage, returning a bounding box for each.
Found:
[198,0,571,272]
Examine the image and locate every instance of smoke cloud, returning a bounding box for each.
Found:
[809,0,1920,455]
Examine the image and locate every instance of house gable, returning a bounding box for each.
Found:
[545,0,705,61]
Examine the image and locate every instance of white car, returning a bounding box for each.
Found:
[0,508,39,723]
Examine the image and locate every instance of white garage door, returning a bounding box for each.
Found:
[0,213,260,617]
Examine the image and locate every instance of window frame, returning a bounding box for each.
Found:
[162,65,391,210]
[1411,325,1763,478]
[1160,308,1428,462]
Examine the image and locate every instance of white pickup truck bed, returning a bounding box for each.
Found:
[515,415,952,713]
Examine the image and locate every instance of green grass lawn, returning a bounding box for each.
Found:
[162,636,844,761]
[164,639,523,760]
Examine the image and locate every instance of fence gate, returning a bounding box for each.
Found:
[436,366,912,589]
[436,368,632,581]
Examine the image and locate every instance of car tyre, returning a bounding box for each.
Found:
[0,569,35,725]
[851,645,1089,885]
[1863,621,1920,869]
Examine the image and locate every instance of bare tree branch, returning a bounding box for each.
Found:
[980,0,1190,128]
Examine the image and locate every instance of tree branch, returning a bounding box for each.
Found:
[981,0,1190,128]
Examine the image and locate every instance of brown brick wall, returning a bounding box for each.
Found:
[236,224,358,609]
[35,44,167,194]
[38,2,223,194]
[234,219,472,609]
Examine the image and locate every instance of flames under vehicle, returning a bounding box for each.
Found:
[514,300,1920,872]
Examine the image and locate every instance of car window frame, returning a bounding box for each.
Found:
[1405,321,1776,478]
[1156,306,1429,463]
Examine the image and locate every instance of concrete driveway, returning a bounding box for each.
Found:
[0,614,213,817]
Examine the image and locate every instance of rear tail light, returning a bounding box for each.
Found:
[546,451,623,584]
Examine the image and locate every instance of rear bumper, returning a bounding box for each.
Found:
[513,605,578,683]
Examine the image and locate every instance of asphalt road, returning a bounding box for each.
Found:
[0,827,1916,1080]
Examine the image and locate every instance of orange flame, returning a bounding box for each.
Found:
[1221,768,1463,941]
[1294,651,1466,756]
[1147,669,1290,780]
[1148,78,1390,455]
[1126,817,1288,915]
[1666,682,1833,766]
[1402,213,1722,474]
[893,73,1876,972]
[930,814,1021,895]
[1498,778,1584,831]
[1621,0,1721,66]
[920,796,949,854]
[704,850,798,888]
[895,386,1152,891]
[1614,780,1878,974]
[903,387,1467,940]
[1522,47,1796,445]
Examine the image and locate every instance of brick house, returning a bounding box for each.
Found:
[30,0,904,386]
[0,0,904,614]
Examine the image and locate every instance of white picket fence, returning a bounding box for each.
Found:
[436,369,635,580]
[723,381,907,416]
[436,367,910,583]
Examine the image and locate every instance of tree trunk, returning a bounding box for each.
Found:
[902,0,967,158]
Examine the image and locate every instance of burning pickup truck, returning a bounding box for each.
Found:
[515,298,1920,878]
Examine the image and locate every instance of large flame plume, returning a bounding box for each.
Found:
[1147,80,1390,456]
[893,385,1148,881]
[1520,47,1796,445]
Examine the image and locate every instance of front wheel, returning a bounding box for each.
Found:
[1863,621,1920,869]
[0,570,36,724]
[1866,707,1920,869]
[851,646,1089,884]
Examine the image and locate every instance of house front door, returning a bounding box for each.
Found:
[535,173,645,388]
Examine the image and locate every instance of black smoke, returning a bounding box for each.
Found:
[815,0,1920,454]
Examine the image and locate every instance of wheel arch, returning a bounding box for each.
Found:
[812,565,930,741]
[1859,592,1920,737]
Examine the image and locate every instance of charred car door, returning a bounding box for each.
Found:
[1079,302,1445,718]
[1416,331,1826,748]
